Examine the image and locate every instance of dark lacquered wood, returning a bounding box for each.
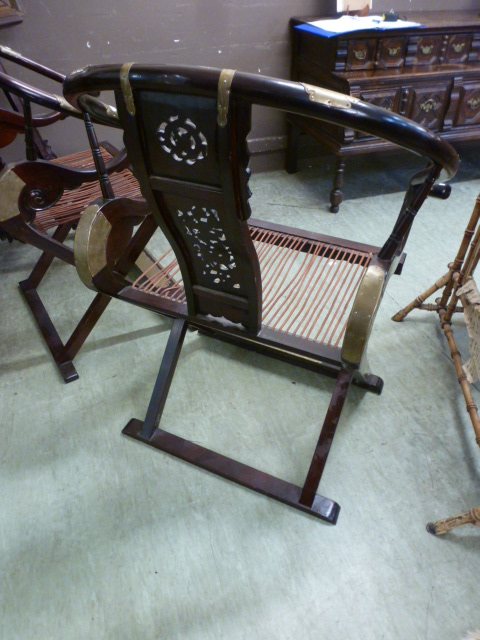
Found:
[64,64,458,522]
[0,49,143,382]
[123,418,340,524]
[288,11,480,211]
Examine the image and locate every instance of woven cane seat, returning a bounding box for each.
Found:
[132,223,373,347]
[34,147,142,232]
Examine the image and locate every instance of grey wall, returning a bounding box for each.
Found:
[1,0,477,162]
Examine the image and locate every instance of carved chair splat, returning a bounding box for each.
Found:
[64,64,458,522]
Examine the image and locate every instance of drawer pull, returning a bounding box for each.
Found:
[452,43,466,53]
[420,44,434,55]
[419,98,438,113]
[388,47,400,57]
[467,96,480,110]
[353,49,367,60]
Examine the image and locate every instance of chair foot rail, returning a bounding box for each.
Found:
[123,418,340,524]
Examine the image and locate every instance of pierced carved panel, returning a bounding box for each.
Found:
[156,116,208,165]
[175,205,241,291]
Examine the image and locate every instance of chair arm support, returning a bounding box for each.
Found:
[74,197,151,294]
[0,45,65,84]
[0,167,74,263]
[103,147,129,174]
[341,256,401,368]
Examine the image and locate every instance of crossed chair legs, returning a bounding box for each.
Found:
[122,316,384,524]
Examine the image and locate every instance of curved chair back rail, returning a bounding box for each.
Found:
[64,64,459,180]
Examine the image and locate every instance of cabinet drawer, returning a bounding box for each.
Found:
[454,84,480,126]
[346,39,376,70]
[376,37,407,69]
[412,35,443,65]
[354,87,402,139]
[446,34,472,63]
[408,84,451,131]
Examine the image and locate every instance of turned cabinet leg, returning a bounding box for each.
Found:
[330,157,345,213]
[285,120,300,174]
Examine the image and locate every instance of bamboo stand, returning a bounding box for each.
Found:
[393,193,480,535]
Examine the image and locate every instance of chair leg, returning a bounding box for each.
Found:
[123,320,342,524]
[19,217,157,383]
[299,367,353,507]
[19,223,80,383]
[141,317,189,439]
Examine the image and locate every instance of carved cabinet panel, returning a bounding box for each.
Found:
[445,34,472,63]
[346,39,376,70]
[413,35,443,65]
[454,84,480,126]
[376,37,407,69]
[409,84,451,131]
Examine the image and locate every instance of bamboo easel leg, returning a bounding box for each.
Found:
[392,271,451,322]
[440,310,480,446]
[425,313,480,536]
[427,507,480,535]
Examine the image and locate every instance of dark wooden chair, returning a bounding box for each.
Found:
[0,47,152,382]
[63,63,458,523]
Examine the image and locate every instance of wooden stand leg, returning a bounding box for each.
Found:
[329,157,345,214]
[427,507,480,535]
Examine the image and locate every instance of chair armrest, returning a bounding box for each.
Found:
[0,45,65,83]
[341,255,401,368]
[74,197,152,294]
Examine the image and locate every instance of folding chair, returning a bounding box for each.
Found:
[393,195,480,535]
[63,63,458,523]
[0,47,152,382]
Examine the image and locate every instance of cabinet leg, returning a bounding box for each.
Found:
[330,157,345,213]
[285,121,299,174]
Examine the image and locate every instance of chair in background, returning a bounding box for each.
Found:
[393,195,480,536]
[0,46,153,382]
[64,63,458,523]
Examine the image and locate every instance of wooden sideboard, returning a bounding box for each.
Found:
[287,11,480,211]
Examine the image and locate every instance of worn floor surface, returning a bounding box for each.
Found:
[1,150,479,639]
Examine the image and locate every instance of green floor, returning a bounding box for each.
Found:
[1,153,479,639]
